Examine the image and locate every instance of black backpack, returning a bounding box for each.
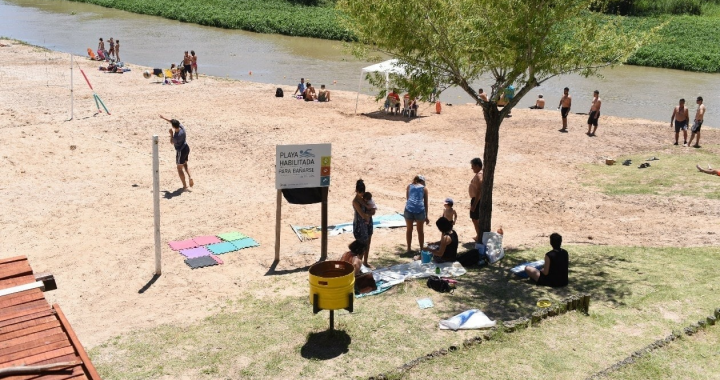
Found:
[427,276,453,293]
[275,88,284,97]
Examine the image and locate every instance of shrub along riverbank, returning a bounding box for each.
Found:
[68,0,720,72]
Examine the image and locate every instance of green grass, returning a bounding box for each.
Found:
[66,0,353,41]
[583,148,720,199]
[89,245,720,379]
[623,15,720,72]
[611,326,720,379]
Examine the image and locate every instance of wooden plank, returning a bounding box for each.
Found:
[33,353,80,366]
[0,346,76,368]
[0,339,71,365]
[0,309,54,329]
[0,301,51,323]
[0,256,27,266]
[0,315,58,335]
[53,304,101,380]
[0,327,64,350]
[4,364,85,380]
[0,289,44,309]
[0,333,67,357]
[0,275,37,291]
[0,320,61,342]
[0,261,33,281]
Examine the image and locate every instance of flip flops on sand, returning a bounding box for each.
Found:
[622,159,632,166]
[638,163,651,169]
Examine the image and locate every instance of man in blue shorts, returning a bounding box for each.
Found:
[160,115,194,190]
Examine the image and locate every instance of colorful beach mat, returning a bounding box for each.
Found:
[170,231,259,269]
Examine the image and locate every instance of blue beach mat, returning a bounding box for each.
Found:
[206,241,239,255]
[230,238,260,250]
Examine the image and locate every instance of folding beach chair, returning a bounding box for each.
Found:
[87,48,97,60]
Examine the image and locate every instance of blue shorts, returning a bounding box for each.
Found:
[403,209,426,221]
[176,145,190,165]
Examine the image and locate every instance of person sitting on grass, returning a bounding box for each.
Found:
[525,233,568,287]
[340,240,367,276]
[304,82,316,101]
[317,84,331,102]
[414,217,458,263]
[697,164,720,176]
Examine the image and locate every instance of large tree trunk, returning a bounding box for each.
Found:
[479,106,502,234]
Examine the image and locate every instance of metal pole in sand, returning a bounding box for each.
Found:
[274,189,282,263]
[69,54,74,120]
[152,135,161,275]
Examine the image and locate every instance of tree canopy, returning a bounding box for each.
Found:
[338,0,653,232]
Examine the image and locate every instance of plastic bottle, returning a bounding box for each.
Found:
[435,266,440,275]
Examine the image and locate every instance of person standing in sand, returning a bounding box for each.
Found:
[114,40,120,62]
[469,158,483,242]
[183,51,193,82]
[688,96,705,148]
[108,38,115,60]
[404,175,429,254]
[586,90,601,136]
[160,115,194,190]
[558,87,571,132]
[97,38,105,59]
[191,50,198,80]
[670,98,690,146]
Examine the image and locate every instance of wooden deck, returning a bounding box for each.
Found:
[0,256,101,380]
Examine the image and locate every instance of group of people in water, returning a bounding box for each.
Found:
[293,78,331,102]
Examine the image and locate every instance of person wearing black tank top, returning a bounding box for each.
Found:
[526,233,568,287]
[415,217,458,263]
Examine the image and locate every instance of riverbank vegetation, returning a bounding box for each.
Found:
[67,0,720,73]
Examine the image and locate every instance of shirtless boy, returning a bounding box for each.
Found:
[558,87,571,132]
[114,40,120,62]
[586,90,601,136]
[671,98,690,146]
[688,96,705,148]
[478,88,489,103]
[191,50,198,80]
[183,51,193,81]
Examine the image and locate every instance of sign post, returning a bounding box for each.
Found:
[152,135,161,275]
[274,144,332,263]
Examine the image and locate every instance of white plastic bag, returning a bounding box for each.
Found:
[439,309,496,330]
[482,232,505,264]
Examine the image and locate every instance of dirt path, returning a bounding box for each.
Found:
[1,40,718,348]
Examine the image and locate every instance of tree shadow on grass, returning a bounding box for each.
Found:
[435,250,635,322]
[300,330,351,360]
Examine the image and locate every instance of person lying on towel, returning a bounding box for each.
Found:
[525,233,568,287]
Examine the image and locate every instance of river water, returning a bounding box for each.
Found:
[2,0,718,127]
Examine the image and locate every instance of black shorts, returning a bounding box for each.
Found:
[184,64,192,74]
[469,197,480,220]
[587,110,600,127]
[674,120,688,133]
[561,107,570,119]
[176,144,190,165]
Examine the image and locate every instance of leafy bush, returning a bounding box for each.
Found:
[66,0,355,41]
[593,0,705,15]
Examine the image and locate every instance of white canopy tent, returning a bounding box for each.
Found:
[354,59,406,114]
